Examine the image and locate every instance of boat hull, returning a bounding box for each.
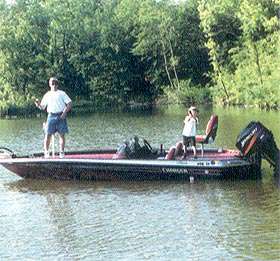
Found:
[1,157,261,181]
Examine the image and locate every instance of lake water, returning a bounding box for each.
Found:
[0,105,279,260]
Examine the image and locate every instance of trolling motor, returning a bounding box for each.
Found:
[236,121,279,176]
[0,147,15,159]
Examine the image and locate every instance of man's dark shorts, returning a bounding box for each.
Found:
[183,136,196,147]
[45,113,68,135]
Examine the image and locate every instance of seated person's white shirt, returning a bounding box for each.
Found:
[182,118,197,136]
[41,90,71,113]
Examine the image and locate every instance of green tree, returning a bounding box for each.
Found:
[198,0,242,103]
[176,0,210,85]
[0,0,50,101]
[132,0,181,90]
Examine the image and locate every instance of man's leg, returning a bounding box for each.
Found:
[58,133,65,157]
[57,117,68,158]
[44,134,52,157]
[44,114,56,157]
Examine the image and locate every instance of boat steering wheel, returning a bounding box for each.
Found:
[143,139,153,153]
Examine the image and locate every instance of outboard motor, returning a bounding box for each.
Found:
[236,121,279,175]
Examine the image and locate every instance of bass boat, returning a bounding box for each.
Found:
[0,120,279,181]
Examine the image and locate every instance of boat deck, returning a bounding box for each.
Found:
[34,149,240,160]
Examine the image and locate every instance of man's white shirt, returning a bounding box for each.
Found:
[40,90,71,113]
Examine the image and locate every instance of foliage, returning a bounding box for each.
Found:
[0,0,279,116]
[199,0,280,108]
[163,79,212,105]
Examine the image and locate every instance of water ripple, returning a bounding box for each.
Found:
[0,108,280,260]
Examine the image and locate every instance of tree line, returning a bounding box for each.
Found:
[0,0,279,115]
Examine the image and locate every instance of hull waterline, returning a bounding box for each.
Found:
[0,152,261,181]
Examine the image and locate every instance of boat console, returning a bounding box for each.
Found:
[113,136,160,160]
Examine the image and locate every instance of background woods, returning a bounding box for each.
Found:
[0,0,279,115]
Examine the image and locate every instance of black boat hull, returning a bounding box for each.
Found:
[1,157,261,181]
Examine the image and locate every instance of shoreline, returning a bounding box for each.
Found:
[0,100,279,119]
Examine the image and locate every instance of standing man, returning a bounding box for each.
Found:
[35,77,72,158]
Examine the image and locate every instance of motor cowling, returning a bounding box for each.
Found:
[236,121,279,173]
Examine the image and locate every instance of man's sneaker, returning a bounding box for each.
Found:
[59,152,65,158]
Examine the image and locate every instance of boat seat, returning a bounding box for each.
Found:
[165,146,176,160]
[195,115,218,157]
[165,142,184,160]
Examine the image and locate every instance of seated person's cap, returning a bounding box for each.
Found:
[188,106,198,113]
[49,77,59,83]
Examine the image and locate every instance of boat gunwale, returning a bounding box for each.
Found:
[0,156,251,169]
